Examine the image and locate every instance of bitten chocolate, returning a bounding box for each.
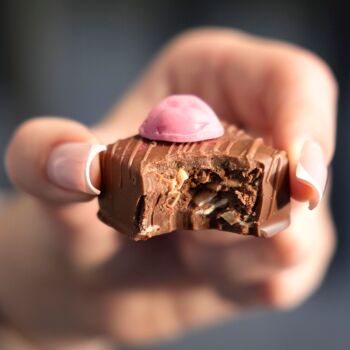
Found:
[98,124,290,240]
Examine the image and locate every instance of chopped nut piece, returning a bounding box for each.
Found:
[193,190,217,207]
[225,179,241,187]
[142,225,160,235]
[214,198,228,209]
[240,224,250,235]
[195,204,216,215]
[196,170,211,183]
[219,211,241,225]
[235,190,254,206]
[206,182,222,191]
[176,168,189,188]
[169,179,177,191]
[166,192,181,208]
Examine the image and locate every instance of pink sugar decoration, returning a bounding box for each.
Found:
[139,95,224,142]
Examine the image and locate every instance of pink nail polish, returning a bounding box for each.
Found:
[47,143,106,195]
[296,140,328,210]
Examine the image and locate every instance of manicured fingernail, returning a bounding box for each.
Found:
[296,140,327,210]
[47,143,106,195]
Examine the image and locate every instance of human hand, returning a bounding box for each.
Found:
[2,28,337,349]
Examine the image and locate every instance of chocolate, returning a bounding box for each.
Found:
[98,124,290,240]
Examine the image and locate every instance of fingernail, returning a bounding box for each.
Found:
[296,140,327,210]
[47,143,106,195]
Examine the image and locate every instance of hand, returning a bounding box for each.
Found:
[1,28,337,349]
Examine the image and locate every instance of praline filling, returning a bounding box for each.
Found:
[187,166,262,234]
[137,160,263,236]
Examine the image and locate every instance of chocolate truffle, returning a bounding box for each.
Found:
[97,123,290,240]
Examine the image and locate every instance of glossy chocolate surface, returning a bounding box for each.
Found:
[98,124,290,240]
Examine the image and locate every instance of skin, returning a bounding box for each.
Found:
[0,28,337,349]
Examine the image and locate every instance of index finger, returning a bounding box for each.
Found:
[97,28,337,209]
[6,117,106,204]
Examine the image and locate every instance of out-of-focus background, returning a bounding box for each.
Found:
[0,0,349,349]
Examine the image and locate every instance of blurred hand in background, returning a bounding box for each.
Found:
[1,28,336,349]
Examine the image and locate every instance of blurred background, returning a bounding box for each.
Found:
[0,0,349,349]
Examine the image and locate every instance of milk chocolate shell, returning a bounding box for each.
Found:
[98,124,290,240]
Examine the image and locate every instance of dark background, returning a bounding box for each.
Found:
[0,0,349,349]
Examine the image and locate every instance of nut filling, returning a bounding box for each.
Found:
[138,162,263,236]
[98,124,291,241]
[188,167,262,235]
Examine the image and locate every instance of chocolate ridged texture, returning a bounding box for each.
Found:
[98,124,290,240]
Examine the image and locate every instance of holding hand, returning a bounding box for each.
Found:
[2,29,336,348]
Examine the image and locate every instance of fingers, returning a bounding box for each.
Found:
[265,50,337,208]
[166,29,337,209]
[178,199,335,309]
[179,225,308,285]
[96,28,337,210]
[5,117,106,204]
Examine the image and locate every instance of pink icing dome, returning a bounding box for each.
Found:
[139,95,224,142]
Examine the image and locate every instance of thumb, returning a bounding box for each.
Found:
[270,55,338,209]
[96,32,338,211]
[5,117,106,204]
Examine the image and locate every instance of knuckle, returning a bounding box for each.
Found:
[272,47,337,94]
[170,27,218,46]
[303,52,337,91]
[260,276,300,310]
[6,119,36,181]
[327,228,337,260]
[320,213,337,263]
[167,27,242,55]
[5,118,45,171]
[14,117,49,136]
[7,117,52,159]
[303,53,337,93]
[268,233,305,268]
[164,28,213,61]
[9,118,41,146]
[101,292,180,346]
[5,117,64,188]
